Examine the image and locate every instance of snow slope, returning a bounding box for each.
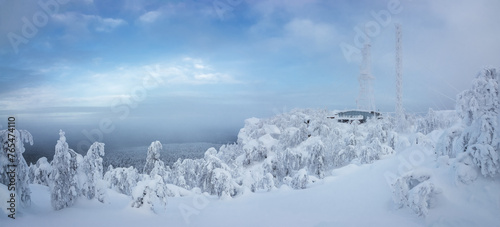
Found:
[3,145,499,227]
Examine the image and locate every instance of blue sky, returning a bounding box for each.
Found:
[1,0,500,149]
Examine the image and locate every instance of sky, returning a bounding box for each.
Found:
[1,0,500,153]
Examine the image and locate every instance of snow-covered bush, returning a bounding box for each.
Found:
[50,130,80,210]
[30,157,52,186]
[131,175,168,213]
[104,166,140,196]
[436,126,463,158]
[0,129,33,208]
[453,153,478,185]
[391,170,440,216]
[290,168,308,189]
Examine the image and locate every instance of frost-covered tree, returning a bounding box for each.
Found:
[30,157,52,186]
[304,137,325,178]
[104,165,140,196]
[335,123,360,166]
[0,129,34,207]
[454,68,500,177]
[291,168,308,189]
[209,168,234,197]
[170,158,202,190]
[391,170,440,217]
[82,142,106,202]
[199,148,236,197]
[143,141,164,175]
[50,130,80,210]
[131,175,168,213]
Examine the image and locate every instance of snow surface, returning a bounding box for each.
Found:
[2,145,499,227]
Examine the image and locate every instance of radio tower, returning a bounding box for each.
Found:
[356,42,375,111]
[395,23,404,131]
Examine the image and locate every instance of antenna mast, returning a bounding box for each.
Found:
[395,23,404,130]
[357,42,375,111]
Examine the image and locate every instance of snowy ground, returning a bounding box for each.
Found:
[3,145,499,227]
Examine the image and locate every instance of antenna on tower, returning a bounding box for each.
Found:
[395,23,405,131]
[356,41,375,111]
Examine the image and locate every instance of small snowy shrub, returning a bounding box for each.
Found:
[31,157,52,186]
[291,169,308,189]
[392,170,440,216]
[131,175,168,213]
[454,161,478,185]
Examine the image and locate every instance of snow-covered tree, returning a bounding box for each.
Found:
[454,68,500,177]
[50,130,80,210]
[30,157,52,186]
[391,170,440,217]
[170,158,202,190]
[291,168,308,189]
[143,141,164,175]
[131,175,168,213]
[104,165,140,196]
[209,168,234,197]
[82,142,106,202]
[0,129,34,207]
[199,148,236,197]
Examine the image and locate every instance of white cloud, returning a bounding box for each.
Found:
[52,12,127,36]
[0,57,240,110]
[138,11,161,23]
[149,58,240,85]
[95,17,127,32]
[194,64,205,69]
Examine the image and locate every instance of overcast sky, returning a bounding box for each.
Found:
[1,0,499,151]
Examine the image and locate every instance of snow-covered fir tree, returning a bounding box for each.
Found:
[143,141,165,175]
[0,129,34,207]
[50,130,80,210]
[82,142,106,202]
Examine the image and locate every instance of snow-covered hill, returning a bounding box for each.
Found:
[2,146,499,226]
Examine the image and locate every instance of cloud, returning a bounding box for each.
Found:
[148,57,240,85]
[52,12,127,38]
[0,57,241,112]
[95,17,127,32]
[138,11,161,23]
